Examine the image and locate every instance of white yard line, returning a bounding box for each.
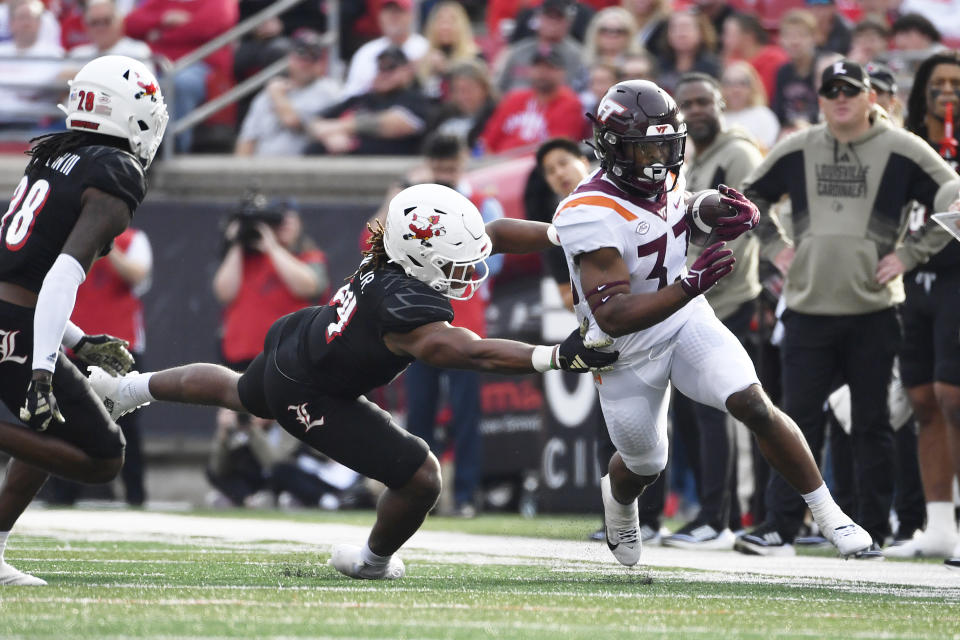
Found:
[13,509,960,592]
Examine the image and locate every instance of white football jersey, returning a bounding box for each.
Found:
[553,169,710,356]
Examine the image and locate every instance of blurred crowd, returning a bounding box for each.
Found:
[0,0,957,157]
[9,0,960,561]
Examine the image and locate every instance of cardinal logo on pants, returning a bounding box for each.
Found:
[289,402,325,431]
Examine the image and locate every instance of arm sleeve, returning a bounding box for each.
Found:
[32,254,87,372]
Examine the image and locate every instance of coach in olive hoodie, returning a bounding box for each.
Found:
[737,60,960,555]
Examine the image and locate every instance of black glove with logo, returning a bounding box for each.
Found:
[74,334,134,376]
[556,327,620,372]
[20,372,65,432]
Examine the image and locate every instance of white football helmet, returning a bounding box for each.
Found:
[383,183,492,300]
[59,55,169,169]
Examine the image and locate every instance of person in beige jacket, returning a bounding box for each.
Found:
[737,59,960,557]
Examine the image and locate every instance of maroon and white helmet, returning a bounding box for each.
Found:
[589,80,687,197]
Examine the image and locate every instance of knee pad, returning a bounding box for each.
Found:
[618,439,668,477]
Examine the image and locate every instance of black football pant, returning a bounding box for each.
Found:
[829,414,926,539]
[765,308,901,544]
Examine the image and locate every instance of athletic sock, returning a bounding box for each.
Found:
[125,372,156,405]
[801,483,842,524]
[0,530,9,562]
[926,501,957,536]
[360,543,389,567]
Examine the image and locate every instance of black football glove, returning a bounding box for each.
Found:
[20,373,65,432]
[556,327,619,372]
[74,334,134,377]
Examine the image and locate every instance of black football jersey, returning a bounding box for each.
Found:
[0,144,146,292]
[285,263,454,397]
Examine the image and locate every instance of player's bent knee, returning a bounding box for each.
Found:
[406,452,442,503]
[726,384,771,427]
[86,456,123,484]
[620,444,668,478]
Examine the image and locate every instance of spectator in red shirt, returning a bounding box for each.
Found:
[124,0,238,151]
[213,196,329,370]
[56,227,153,507]
[721,12,788,104]
[479,44,584,154]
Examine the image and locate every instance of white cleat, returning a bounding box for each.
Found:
[0,561,47,586]
[601,474,641,566]
[329,544,405,580]
[817,514,873,558]
[884,529,959,559]
[87,366,149,419]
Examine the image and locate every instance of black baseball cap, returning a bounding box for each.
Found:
[377,46,409,67]
[291,29,326,60]
[865,61,897,93]
[531,43,564,68]
[819,59,871,95]
[541,0,575,17]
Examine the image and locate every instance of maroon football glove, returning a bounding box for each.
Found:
[714,184,760,241]
[680,241,735,297]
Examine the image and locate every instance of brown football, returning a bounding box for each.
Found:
[686,189,735,244]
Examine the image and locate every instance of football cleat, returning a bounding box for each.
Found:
[816,514,873,558]
[734,523,796,557]
[884,529,958,559]
[945,557,960,571]
[662,522,736,551]
[329,544,405,580]
[0,561,47,586]
[601,475,641,566]
[851,542,885,561]
[640,524,669,546]
[87,366,149,419]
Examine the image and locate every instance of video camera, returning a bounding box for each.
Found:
[230,189,285,250]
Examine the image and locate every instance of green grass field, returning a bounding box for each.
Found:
[3,509,959,640]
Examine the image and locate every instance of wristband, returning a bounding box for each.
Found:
[546,224,561,246]
[532,345,558,372]
[61,321,84,349]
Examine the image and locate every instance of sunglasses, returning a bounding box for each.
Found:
[598,26,628,35]
[820,83,863,99]
[85,17,113,27]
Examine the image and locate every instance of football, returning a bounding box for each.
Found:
[685,189,735,244]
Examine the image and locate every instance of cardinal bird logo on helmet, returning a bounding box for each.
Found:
[134,78,159,102]
[403,213,446,244]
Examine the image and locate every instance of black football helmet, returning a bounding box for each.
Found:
[588,80,687,197]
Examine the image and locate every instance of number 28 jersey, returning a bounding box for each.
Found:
[553,169,709,356]
[0,144,146,293]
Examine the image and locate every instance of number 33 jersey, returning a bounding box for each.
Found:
[0,144,146,292]
[553,169,709,356]
[287,263,454,398]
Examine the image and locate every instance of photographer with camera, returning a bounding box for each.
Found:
[208,194,330,507]
[213,193,330,370]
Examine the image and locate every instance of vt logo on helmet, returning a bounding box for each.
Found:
[588,80,687,197]
[383,184,492,301]
[59,55,170,169]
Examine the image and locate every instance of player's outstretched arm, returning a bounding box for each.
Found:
[580,244,734,338]
[384,322,618,374]
[485,218,556,254]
